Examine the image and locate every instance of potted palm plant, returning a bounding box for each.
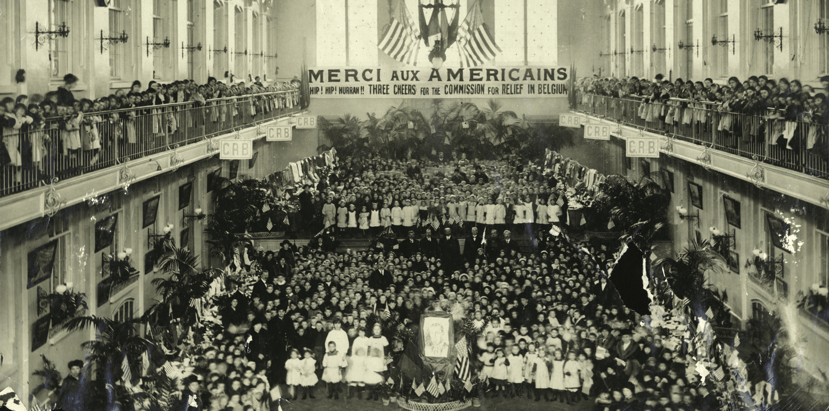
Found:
[31,354,61,406]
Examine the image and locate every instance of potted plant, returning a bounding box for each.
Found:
[47,283,88,326]
[31,354,61,406]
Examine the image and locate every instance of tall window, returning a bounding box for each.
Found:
[820,0,829,74]
[234,8,246,79]
[48,0,70,79]
[252,13,261,80]
[213,3,227,78]
[652,2,666,77]
[819,232,829,287]
[759,5,774,75]
[716,0,728,78]
[684,0,694,79]
[752,300,771,324]
[634,7,644,76]
[109,0,129,79]
[114,299,136,336]
[153,0,165,79]
[187,0,195,79]
[618,12,627,76]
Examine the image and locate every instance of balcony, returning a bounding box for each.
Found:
[574,91,829,180]
[0,91,301,231]
[0,91,300,198]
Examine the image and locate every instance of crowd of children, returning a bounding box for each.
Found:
[128,153,734,411]
[577,74,829,158]
[0,73,300,195]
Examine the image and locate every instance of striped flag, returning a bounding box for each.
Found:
[427,375,440,397]
[457,0,501,67]
[121,354,132,383]
[455,355,470,382]
[455,336,468,358]
[712,366,725,381]
[379,0,421,65]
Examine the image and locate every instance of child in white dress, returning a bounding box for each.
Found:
[506,345,525,398]
[285,349,302,399]
[345,327,369,399]
[523,343,539,400]
[322,341,345,399]
[491,348,508,397]
[532,347,551,402]
[369,202,381,236]
[549,349,565,403]
[299,349,318,399]
[563,351,582,405]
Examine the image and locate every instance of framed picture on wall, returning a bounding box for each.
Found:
[207,168,222,193]
[249,151,260,169]
[179,182,193,210]
[723,197,741,229]
[31,315,51,351]
[143,196,161,229]
[728,251,740,273]
[766,213,790,253]
[27,240,59,289]
[688,181,703,209]
[94,214,118,253]
[97,277,113,307]
[660,169,674,193]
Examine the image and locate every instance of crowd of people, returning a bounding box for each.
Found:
[0,73,300,191]
[577,74,829,156]
[53,152,735,411]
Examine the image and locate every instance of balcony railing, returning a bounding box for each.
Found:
[574,91,829,180]
[0,90,301,198]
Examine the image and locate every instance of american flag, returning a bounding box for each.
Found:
[121,354,132,383]
[438,379,446,395]
[379,0,421,65]
[712,366,725,381]
[455,355,470,382]
[455,336,468,358]
[427,375,440,397]
[457,0,501,67]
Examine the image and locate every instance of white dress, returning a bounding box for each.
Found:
[563,360,582,391]
[524,352,538,383]
[533,357,551,389]
[369,210,381,228]
[322,353,344,383]
[507,354,524,383]
[285,358,302,386]
[345,337,369,384]
[300,357,318,387]
[363,335,388,385]
[549,359,565,390]
[491,357,508,381]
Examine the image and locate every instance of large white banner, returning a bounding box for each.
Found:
[308,66,570,98]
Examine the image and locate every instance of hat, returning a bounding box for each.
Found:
[183,374,199,386]
[68,359,84,369]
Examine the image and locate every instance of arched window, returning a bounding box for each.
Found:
[115,298,136,337]
[751,300,771,326]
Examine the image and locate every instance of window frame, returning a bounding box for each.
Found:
[109,0,130,80]
[817,230,829,287]
[716,0,729,78]
[47,0,71,81]
[114,298,136,337]
[819,0,829,75]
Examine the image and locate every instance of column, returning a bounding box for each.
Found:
[526,0,557,66]
[204,0,214,80]
[316,0,347,66]
[175,0,188,80]
[772,2,789,76]
[625,3,632,76]
[21,0,49,96]
[610,9,617,77]
[692,0,703,78]
[139,0,154,85]
[643,0,652,79]
[246,5,253,79]
[727,0,740,78]
[494,0,525,65]
[665,0,675,78]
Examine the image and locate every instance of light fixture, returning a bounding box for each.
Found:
[185,208,207,221]
[149,158,163,171]
[676,206,699,227]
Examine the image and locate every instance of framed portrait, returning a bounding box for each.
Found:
[229,160,240,180]
[143,196,160,229]
[728,251,740,274]
[420,312,454,359]
[32,315,51,351]
[207,167,222,193]
[766,214,789,253]
[179,182,193,210]
[249,151,259,169]
[94,214,118,253]
[640,160,651,180]
[660,169,674,193]
[688,181,703,209]
[27,240,59,289]
[723,197,741,229]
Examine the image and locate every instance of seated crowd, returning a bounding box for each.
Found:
[0,73,300,190]
[58,154,726,411]
[576,74,829,156]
